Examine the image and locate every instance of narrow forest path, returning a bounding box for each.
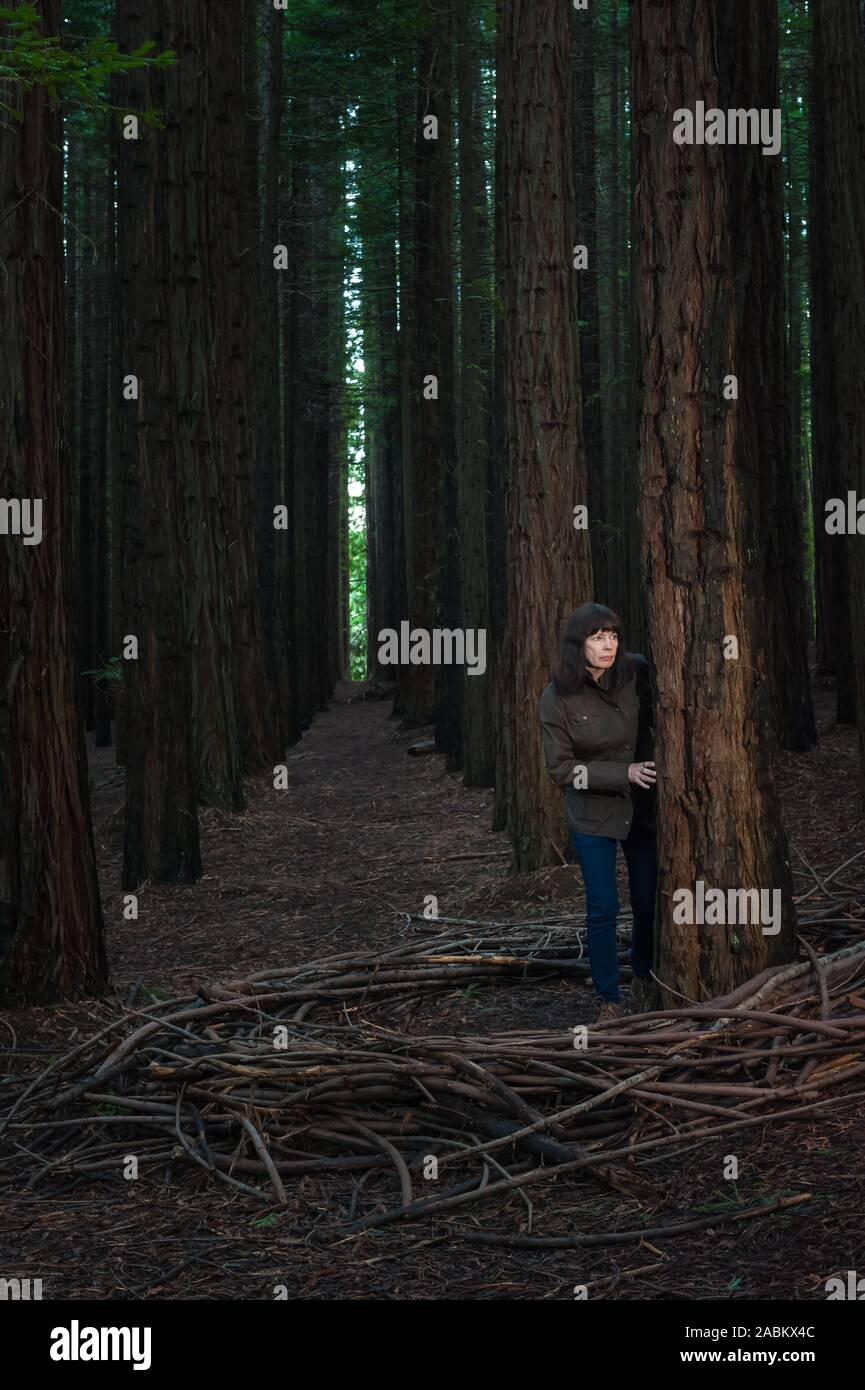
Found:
[87,674,865,1014]
[89,680,606,1034]
[4,675,865,1300]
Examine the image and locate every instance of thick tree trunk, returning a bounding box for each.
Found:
[77,165,98,732]
[94,123,113,749]
[257,5,294,752]
[214,0,277,772]
[0,0,108,1002]
[810,8,838,685]
[573,1,604,607]
[810,1,860,733]
[719,3,815,753]
[361,164,402,685]
[430,3,461,771]
[65,120,92,733]
[815,0,865,800]
[300,97,339,714]
[499,0,593,871]
[458,0,494,787]
[116,0,201,887]
[402,8,456,730]
[109,91,126,766]
[168,2,245,811]
[490,0,509,833]
[631,0,796,1002]
[290,97,336,720]
[606,0,624,619]
[393,56,415,720]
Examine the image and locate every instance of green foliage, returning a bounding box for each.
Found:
[82,655,124,688]
[347,469,367,680]
[0,3,175,121]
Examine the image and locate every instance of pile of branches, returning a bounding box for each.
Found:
[2,930,865,1245]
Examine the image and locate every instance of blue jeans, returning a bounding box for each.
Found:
[570,820,657,1002]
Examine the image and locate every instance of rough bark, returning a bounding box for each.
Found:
[719,2,815,752]
[499,0,593,871]
[0,0,109,1002]
[573,1,604,605]
[810,1,859,730]
[393,53,415,720]
[402,7,455,729]
[214,0,278,771]
[458,0,494,787]
[815,0,865,799]
[94,122,113,749]
[116,0,201,887]
[168,1,245,811]
[490,0,509,834]
[631,0,796,1001]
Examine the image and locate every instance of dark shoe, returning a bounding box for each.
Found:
[594,1000,623,1025]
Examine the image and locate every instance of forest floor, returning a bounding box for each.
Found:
[2,675,864,1301]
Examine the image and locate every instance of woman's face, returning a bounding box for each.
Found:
[584,628,619,671]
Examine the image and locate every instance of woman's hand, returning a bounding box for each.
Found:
[628,760,656,789]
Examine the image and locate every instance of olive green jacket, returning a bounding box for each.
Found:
[539,653,655,840]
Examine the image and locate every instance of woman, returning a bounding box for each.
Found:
[539,602,657,1023]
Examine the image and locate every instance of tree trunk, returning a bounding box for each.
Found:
[499,0,593,871]
[810,1,859,731]
[327,157,349,691]
[393,52,415,720]
[94,120,113,749]
[573,1,604,606]
[256,4,291,751]
[169,2,245,811]
[215,0,278,771]
[361,148,402,685]
[402,7,456,730]
[77,161,97,733]
[116,0,201,887]
[631,0,796,1001]
[0,0,108,1002]
[720,2,815,752]
[490,0,509,833]
[457,0,493,785]
[815,0,865,800]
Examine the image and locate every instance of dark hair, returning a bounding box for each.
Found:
[551,602,634,696]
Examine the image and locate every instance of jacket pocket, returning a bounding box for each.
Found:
[572,791,613,820]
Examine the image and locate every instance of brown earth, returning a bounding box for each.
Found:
[1,676,864,1301]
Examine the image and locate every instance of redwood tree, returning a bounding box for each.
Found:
[812,0,865,794]
[401,2,456,729]
[499,0,593,871]
[631,0,796,1001]
[0,0,108,1002]
[116,0,202,887]
[720,1,815,752]
[457,0,494,786]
